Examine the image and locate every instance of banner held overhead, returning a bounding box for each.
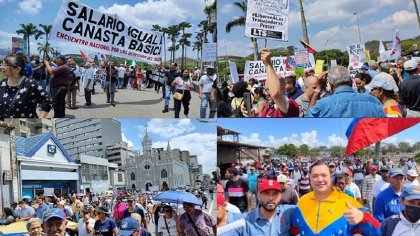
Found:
[51,0,163,64]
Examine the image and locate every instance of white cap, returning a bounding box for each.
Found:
[407,169,419,177]
[404,60,418,71]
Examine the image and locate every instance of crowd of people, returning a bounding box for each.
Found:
[217,156,419,235]
[216,47,420,118]
[0,187,216,236]
[0,52,216,119]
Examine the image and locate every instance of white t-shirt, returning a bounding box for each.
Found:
[348,182,362,199]
[83,68,95,90]
[371,178,390,198]
[199,74,217,93]
[157,216,178,236]
[77,218,95,236]
[118,67,126,78]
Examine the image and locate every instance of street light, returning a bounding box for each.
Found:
[353,12,362,43]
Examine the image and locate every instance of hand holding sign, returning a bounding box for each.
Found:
[261,48,272,67]
[343,201,364,224]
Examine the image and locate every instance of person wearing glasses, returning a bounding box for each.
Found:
[177,201,216,236]
[0,54,52,119]
[157,205,179,236]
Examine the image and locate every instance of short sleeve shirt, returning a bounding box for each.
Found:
[225,178,249,212]
[50,64,71,88]
[18,205,35,218]
[179,210,216,236]
[157,216,178,236]
[77,218,95,236]
[94,218,117,236]
[199,75,217,93]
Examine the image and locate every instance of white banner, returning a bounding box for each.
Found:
[347,43,366,69]
[51,0,163,64]
[331,59,338,67]
[202,43,217,62]
[245,0,289,41]
[228,61,239,84]
[43,188,54,196]
[244,56,294,81]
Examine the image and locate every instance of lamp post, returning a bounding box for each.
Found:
[325,40,329,69]
[353,12,362,43]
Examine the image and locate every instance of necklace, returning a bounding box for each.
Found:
[7,77,23,87]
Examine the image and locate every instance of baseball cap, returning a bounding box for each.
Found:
[404,60,418,71]
[328,162,336,167]
[277,174,288,183]
[389,168,405,177]
[217,192,225,206]
[43,208,66,222]
[342,168,352,175]
[365,77,394,92]
[361,65,369,70]
[119,217,139,236]
[206,65,215,70]
[57,55,67,62]
[380,165,390,171]
[259,179,282,193]
[407,169,419,177]
[281,166,289,173]
[369,165,378,171]
[401,184,420,200]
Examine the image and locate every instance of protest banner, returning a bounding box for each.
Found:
[244,56,294,81]
[43,188,54,196]
[315,60,324,74]
[228,61,240,84]
[51,0,163,64]
[330,59,337,68]
[347,43,366,69]
[202,43,217,62]
[245,0,289,41]
[294,49,310,68]
[12,37,27,54]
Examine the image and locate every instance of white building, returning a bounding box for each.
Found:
[126,131,191,191]
[106,141,137,169]
[79,154,111,195]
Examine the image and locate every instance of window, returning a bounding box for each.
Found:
[131,172,135,181]
[161,169,168,178]
[144,165,150,170]
[118,173,123,182]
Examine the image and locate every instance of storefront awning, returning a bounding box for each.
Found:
[21,170,79,180]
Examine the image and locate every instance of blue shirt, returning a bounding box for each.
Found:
[307,86,386,118]
[220,211,246,236]
[245,204,295,236]
[35,203,50,220]
[247,172,259,192]
[373,186,403,223]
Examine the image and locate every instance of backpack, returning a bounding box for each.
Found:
[68,68,77,87]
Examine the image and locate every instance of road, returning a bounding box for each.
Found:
[46,85,202,118]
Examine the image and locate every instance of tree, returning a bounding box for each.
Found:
[277,144,298,157]
[298,0,310,44]
[151,25,168,64]
[16,23,38,57]
[178,33,192,69]
[193,33,203,68]
[37,42,53,57]
[329,146,344,157]
[298,144,309,156]
[204,0,217,43]
[178,22,192,69]
[225,1,259,61]
[413,141,420,152]
[386,143,397,154]
[398,142,412,153]
[35,24,52,59]
[166,25,180,63]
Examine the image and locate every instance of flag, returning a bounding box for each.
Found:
[345,118,420,156]
[389,29,401,59]
[80,50,93,63]
[286,55,295,71]
[299,39,317,54]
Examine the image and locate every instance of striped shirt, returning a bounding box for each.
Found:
[225,178,249,212]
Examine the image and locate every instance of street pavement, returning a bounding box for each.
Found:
[46,85,202,118]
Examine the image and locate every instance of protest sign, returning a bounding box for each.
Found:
[315,60,324,74]
[12,37,27,54]
[294,49,309,68]
[245,0,289,41]
[244,56,294,81]
[43,188,54,196]
[51,0,162,64]
[347,43,366,69]
[228,61,240,84]
[202,43,217,62]
[330,59,337,68]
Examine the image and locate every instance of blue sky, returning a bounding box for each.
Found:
[0,0,212,62]
[118,119,216,174]
[217,118,420,148]
[218,0,417,57]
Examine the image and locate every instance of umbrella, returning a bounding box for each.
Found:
[153,190,202,206]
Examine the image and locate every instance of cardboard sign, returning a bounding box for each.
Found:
[347,43,366,69]
[245,0,289,41]
[330,59,338,67]
[202,43,217,62]
[295,49,309,68]
[51,0,163,64]
[228,61,240,84]
[244,56,294,81]
[43,188,55,196]
[315,60,325,74]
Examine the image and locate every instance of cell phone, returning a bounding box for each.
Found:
[243,92,252,115]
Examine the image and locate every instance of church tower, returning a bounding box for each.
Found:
[142,128,152,157]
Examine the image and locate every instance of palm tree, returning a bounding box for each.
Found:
[37,42,53,56]
[225,1,259,60]
[166,25,180,63]
[35,24,52,59]
[178,33,192,69]
[298,0,310,44]
[413,0,420,32]
[151,25,168,65]
[16,23,38,57]
[204,0,217,43]
[178,22,192,69]
[193,33,204,68]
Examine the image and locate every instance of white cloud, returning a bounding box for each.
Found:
[153,132,216,174]
[18,0,42,14]
[220,3,234,14]
[146,119,196,138]
[122,132,134,148]
[328,134,347,147]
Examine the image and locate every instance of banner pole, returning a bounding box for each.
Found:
[265,39,268,48]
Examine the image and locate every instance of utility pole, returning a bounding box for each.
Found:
[413,0,420,32]
[298,0,310,44]
[354,12,362,44]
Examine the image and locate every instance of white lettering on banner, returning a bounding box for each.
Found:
[51,0,162,64]
[347,43,366,69]
[244,56,294,81]
[202,43,217,62]
[245,0,289,41]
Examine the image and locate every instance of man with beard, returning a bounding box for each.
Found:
[245,178,295,235]
[291,161,380,236]
[380,184,420,236]
[225,167,251,213]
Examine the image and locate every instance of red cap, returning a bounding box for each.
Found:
[259,179,282,193]
[217,192,225,206]
[281,166,289,173]
[369,165,378,171]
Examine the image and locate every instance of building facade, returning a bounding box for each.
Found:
[79,154,111,195]
[126,131,191,191]
[54,119,122,159]
[106,141,137,169]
